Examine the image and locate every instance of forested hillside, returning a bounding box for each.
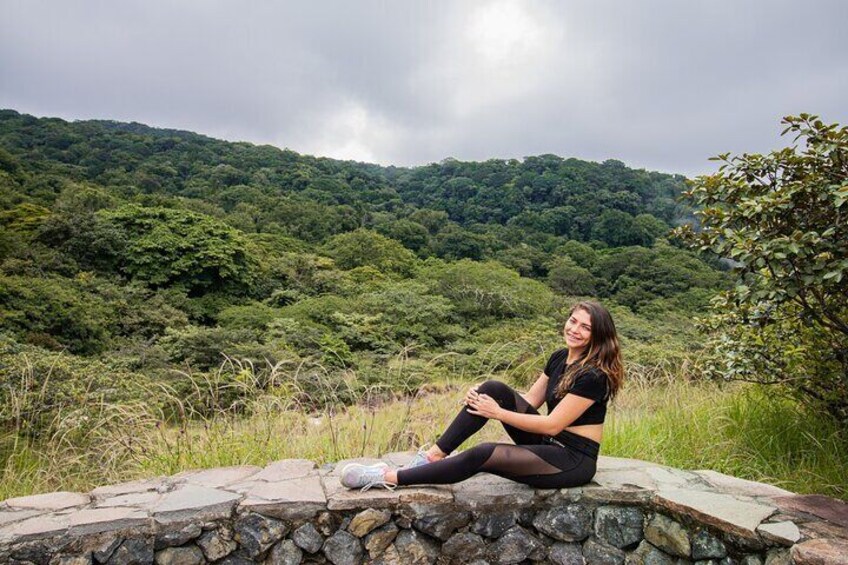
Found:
[0,109,725,427]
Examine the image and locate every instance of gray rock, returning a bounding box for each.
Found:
[235,513,289,558]
[322,530,363,565]
[764,548,790,565]
[53,557,92,565]
[644,514,691,558]
[625,540,675,565]
[106,538,154,565]
[364,522,399,558]
[488,525,545,564]
[11,539,60,564]
[293,523,325,554]
[369,544,401,565]
[265,540,303,565]
[549,542,585,565]
[470,512,516,538]
[532,505,593,542]
[154,523,203,550]
[691,530,726,560]
[583,537,626,565]
[595,506,644,549]
[197,526,237,561]
[315,512,341,537]
[154,546,205,565]
[413,511,471,541]
[739,556,763,565]
[441,532,486,563]
[218,552,256,565]
[394,529,439,565]
[348,509,391,538]
[92,537,122,563]
[516,507,536,527]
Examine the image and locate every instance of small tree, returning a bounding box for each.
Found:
[675,114,848,421]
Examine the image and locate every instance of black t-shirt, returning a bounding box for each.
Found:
[543,348,609,426]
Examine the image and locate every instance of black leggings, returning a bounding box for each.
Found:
[396,380,599,489]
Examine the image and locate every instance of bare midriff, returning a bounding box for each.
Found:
[564,424,603,443]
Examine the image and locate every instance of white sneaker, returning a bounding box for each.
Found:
[340,462,396,492]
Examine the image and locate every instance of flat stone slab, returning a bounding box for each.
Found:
[174,465,261,488]
[0,509,43,528]
[653,488,776,539]
[695,470,794,498]
[90,477,168,499]
[95,490,162,509]
[452,473,536,510]
[67,506,150,535]
[799,519,848,541]
[772,495,848,529]
[151,484,241,523]
[4,491,89,511]
[597,456,667,470]
[0,513,70,542]
[644,466,701,488]
[239,475,327,519]
[591,468,659,491]
[791,538,848,564]
[250,459,316,482]
[757,521,801,545]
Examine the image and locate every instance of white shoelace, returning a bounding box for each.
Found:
[360,479,398,492]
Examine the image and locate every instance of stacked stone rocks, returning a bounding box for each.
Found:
[1,454,846,564]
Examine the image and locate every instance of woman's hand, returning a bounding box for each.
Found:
[463,384,482,406]
[466,391,503,420]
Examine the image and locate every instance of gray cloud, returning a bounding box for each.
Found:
[1,0,846,177]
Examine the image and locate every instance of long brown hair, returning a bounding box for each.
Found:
[554,300,624,400]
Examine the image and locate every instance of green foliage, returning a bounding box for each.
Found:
[321,229,416,276]
[546,256,597,296]
[98,204,262,295]
[0,275,114,354]
[588,242,726,311]
[158,325,273,370]
[373,218,430,252]
[0,335,154,439]
[420,259,555,323]
[675,114,848,421]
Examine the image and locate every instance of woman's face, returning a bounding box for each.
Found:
[563,308,592,352]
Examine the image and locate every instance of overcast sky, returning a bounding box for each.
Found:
[1,1,846,177]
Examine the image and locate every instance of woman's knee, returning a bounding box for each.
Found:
[477,379,512,399]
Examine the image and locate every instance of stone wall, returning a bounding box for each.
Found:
[1,454,846,565]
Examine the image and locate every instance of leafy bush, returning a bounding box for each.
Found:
[676,114,848,421]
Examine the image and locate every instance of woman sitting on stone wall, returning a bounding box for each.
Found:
[341,300,624,491]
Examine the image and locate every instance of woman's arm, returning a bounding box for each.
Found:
[469,392,595,436]
[519,372,549,410]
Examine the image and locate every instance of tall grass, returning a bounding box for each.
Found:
[604,361,848,498]
[2,354,846,501]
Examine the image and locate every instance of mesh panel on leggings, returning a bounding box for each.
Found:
[480,444,563,476]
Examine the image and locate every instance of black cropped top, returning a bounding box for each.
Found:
[543,348,609,426]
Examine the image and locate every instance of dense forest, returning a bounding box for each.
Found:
[0,109,726,431]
